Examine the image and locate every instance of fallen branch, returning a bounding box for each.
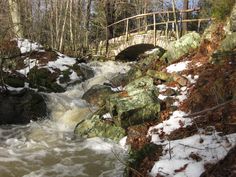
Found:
[183,99,236,118]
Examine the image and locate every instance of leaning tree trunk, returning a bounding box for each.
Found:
[8,0,23,38]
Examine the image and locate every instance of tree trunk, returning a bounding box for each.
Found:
[182,0,188,34]
[8,0,23,38]
[85,0,92,48]
[59,0,69,51]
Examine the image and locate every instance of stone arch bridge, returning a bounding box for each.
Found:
[96,8,212,60]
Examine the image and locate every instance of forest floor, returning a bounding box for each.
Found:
[127,24,236,177]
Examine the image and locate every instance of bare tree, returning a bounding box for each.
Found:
[8,0,23,38]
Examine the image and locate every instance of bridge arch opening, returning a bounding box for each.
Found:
[115,44,164,61]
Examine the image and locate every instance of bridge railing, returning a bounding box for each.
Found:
[105,8,213,54]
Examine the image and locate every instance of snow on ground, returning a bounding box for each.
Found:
[166,61,191,73]
[17,38,44,54]
[150,133,236,177]
[146,59,236,177]
[149,111,192,142]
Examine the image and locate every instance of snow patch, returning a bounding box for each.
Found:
[150,133,236,177]
[47,54,76,71]
[166,61,190,73]
[149,111,192,142]
[17,38,44,54]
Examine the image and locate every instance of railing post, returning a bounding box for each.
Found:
[197,19,201,32]
[172,0,180,40]
[105,26,109,56]
[166,11,170,38]
[125,19,129,41]
[153,13,156,46]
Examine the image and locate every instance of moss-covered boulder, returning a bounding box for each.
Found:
[74,115,125,142]
[106,76,160,128]
[161,32,201,63]
[82,84,115,106]
[138,48,166,68]
[146,70,172,81]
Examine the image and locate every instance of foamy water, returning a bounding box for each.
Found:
[0,61,130,177]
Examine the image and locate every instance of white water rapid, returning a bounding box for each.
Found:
[0,61,130,177]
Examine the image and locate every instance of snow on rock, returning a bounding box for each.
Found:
[17,38,44,54]
[166,61,190,73]
[150,133,236,177]
[47,54,76,71]
[17,59,37,75]
[119,136,128,150]
[102,113,112,119]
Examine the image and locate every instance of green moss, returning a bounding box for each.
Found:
[211,0,235,20]
[74,115,126,142]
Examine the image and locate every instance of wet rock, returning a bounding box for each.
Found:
[72,63,94,81]
[110,67,142,87]
[4,72,27,88]
[28,67,64,93]
[0,89,47,124]
[59,69,72,84]
[82,84,115,106]
[106,76,160,128]
[74,115,125,142]
[161,32,201,63]
[79,64,94,80]
[110,73,130,87]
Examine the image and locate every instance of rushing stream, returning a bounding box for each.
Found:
[0,61,130,177]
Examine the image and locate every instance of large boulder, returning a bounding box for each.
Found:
[0,89,47,124]
[82,84,115,106]
[28,67,65,93]
[106,76,160,128]
[4,72,27,88]
[74,115,125,142]
[110,66,142,87]
[161,32,201,63]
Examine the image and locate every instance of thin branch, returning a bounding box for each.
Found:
[183,99,236,118]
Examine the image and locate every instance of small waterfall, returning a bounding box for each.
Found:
[0,61,130,177]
